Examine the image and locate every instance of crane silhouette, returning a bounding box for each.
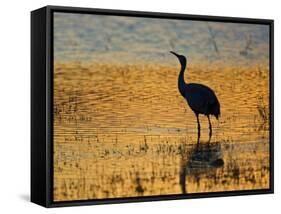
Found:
[170,51,220,143]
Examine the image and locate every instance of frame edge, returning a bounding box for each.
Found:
[31,6,49,207]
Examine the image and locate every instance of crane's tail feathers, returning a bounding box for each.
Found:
[214,107,221,120]
[215,108,221,120]
[215,113,220,120]
[210,101,220,120]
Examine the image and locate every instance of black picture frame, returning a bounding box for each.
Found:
[31,5,274,208]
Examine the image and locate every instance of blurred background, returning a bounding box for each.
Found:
[54,12,269,66]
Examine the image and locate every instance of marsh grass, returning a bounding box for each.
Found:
[257,95,269,126]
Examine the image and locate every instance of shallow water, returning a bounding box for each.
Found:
[53,62,270,201]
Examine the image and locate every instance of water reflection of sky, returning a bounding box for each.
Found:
[54,12,269,65]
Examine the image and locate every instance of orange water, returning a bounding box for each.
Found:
[53,62,270,201]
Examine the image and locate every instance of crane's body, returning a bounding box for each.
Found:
[171,51,220,142]
[181,83,220,119]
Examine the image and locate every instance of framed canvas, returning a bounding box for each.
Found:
[31,5,274,207]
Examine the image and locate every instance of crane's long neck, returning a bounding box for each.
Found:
[178,61,186,97]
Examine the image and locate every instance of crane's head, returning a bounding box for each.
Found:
[170,51,186,66]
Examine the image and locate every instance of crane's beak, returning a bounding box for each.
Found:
[170,51,180,57]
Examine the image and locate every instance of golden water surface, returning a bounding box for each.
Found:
[53,61,270,201]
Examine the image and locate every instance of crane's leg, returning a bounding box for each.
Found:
[207,115,212,142]
[196,113,201,144]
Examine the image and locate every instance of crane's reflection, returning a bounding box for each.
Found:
[179,138,224,194]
